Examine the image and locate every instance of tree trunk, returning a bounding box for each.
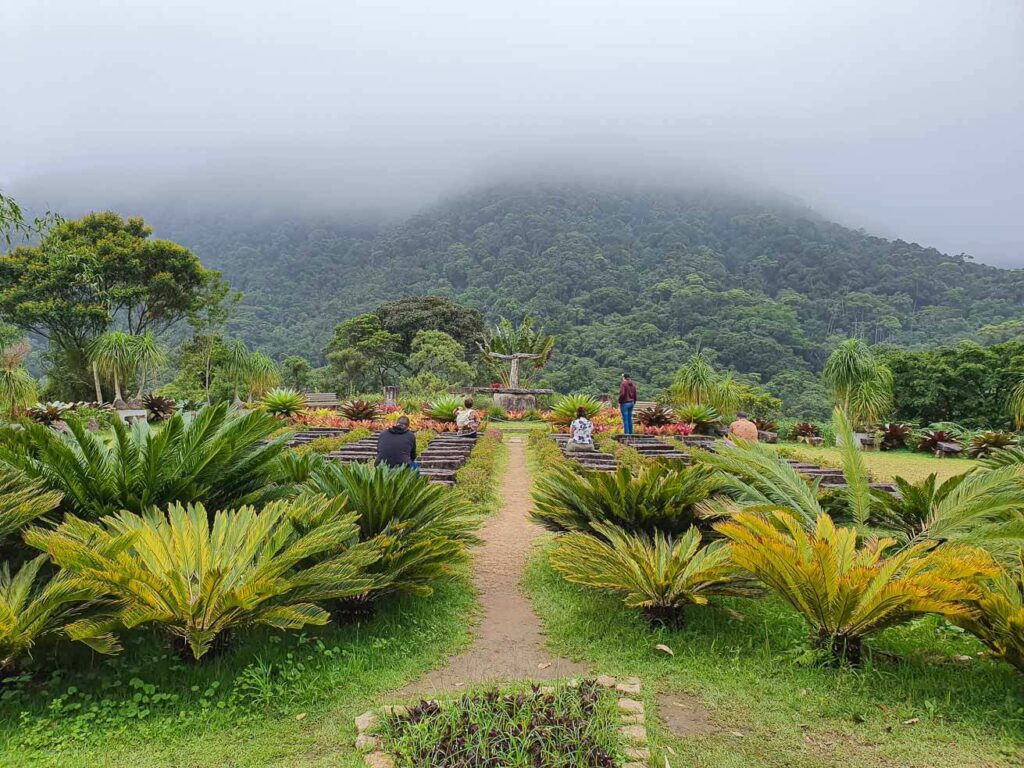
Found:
[113,371,123,404]
[92,361,103,404]
[815,628,863,667]
[135,367,146,400]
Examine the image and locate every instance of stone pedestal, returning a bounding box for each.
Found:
[493,392,537,412]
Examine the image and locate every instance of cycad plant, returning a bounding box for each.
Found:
[0,468,62,543]
[307,462,478,599]
[531,463,725,537]
[821,339,893,429]
[0,403,291,518]
[953,556,1024,673]
[26,496,379,660]
[549,522,761,626]
[548,394,602,426]
[716,510,995,664]
[0,556,110,671]
[261,387,307,418]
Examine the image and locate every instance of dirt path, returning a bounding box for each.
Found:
[398,438,588,696]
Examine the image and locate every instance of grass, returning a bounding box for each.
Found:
[375,680,624,767]
[524,543,1024,767]
[0,580,476,767]
[775,444,978,483]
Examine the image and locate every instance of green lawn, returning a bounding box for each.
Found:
[775,444,978,483]
[0,580,476,767]
[525,543,1024,768]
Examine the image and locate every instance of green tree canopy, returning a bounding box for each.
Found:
[375,295,485,356]
[324,314,403,393]
[403,330,475,393]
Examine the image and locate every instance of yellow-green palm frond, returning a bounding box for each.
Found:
[0,555,111,670]
[26,494,380,660]
[716,510,997,662]
[953,556,1024,673]
[0,468,61,540]
[549,522,761,624]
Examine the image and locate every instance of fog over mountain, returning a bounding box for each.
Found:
[2,0,1022,265]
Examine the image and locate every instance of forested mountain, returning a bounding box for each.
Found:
[159,183,1024,397]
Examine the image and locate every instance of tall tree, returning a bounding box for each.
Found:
[375,296,485,356]
[324,314,403,393]
[0,212,227,397]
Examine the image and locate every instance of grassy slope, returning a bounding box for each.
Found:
[525,552,1023,767]
[523,441,1024,768]
[0,440,510,768]
[776,445,978,483]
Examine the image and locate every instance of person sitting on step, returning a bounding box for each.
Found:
[376,415,419,471]
[566,406,596,452]
[455,397,481,435]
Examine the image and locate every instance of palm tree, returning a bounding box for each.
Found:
[222,340,280,403]
[478,316,555,387]
[821,339,893,429]
[132,331,168,400]
[668,352,739,415]
[1009,375,1024,430]
[0,340,36,418]
[88,331,137,405]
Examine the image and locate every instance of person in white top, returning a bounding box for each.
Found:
[566,407,596,452]
[455,397,481,435]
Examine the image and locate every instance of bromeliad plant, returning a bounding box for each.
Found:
[307,462,478,600]
[674,403,722,436]
[422,395,463,423]
[916,428,961,454]
[716,510,996,665]
[531,463,726,537]
[0,403,292,518]
[141,393,177,422]
[339,399,380,422]
[547,393,603,426]
[549,522,761,626]
[260,387,307,418]
[26,495,379,661]
[635,403,677,428]
[968,431,1018,459]
[878,422,912,451]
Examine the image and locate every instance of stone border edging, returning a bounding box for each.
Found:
[353,676,650,767]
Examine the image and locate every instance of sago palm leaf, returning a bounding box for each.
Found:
[26,495,378,659]
[715,510,996,663]
[549,522,761,624]
[0,404,290,518]
[0,555,113,670]
[952,555,1024,673]
[697,442,823,528]
[307,462,478,597]
[531,463,726,537]
[833,408,872,527]
[0,468,62,540]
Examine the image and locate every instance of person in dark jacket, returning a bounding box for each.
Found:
[376,416,418,469]
[618,373,637,435]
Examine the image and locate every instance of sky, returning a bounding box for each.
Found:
[1,0,1023,265]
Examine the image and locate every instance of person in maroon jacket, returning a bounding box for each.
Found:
[618,373,637,435]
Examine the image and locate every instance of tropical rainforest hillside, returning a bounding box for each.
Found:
[161,183,1024,399]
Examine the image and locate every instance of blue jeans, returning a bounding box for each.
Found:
[620,401,634,434]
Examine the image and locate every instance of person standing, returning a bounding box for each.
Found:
[618,373,637,435]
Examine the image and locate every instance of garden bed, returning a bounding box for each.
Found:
[355,677,651,767]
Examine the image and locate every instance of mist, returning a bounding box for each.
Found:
[2,0,1022,265]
